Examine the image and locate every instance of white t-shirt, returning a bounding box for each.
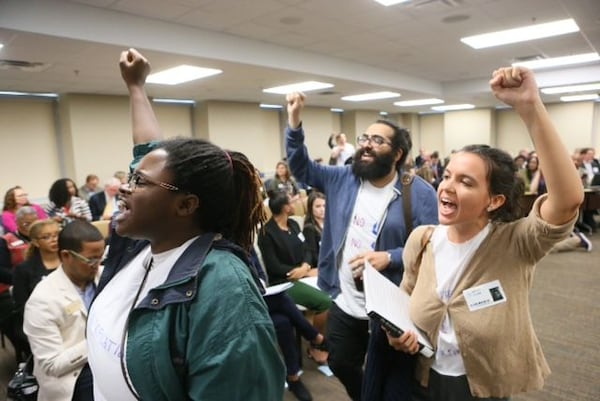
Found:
[336,143,356,166]
[335,176,397,318]
[87,236,199,401]
[431,224,490,376]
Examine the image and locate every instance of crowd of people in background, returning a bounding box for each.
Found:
[0,50,598,401]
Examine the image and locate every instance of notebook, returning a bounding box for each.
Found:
[363,262,434,358]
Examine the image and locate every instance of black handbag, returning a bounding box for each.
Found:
[7,355,38,401]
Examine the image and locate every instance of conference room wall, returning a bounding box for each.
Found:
[0,97,60,201]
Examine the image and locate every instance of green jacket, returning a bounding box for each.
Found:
[100,233,285,400]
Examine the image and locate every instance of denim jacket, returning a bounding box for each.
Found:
[286,124,438,297]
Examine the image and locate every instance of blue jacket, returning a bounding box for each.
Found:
[286,125,438,297]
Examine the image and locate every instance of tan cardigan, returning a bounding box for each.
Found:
[401,195,576,398]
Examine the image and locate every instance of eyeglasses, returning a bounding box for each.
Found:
[127,172,180,192]
[15,193,29,198]
[68,250,102,266]
[357,133,392,147]
[37,233,59,241]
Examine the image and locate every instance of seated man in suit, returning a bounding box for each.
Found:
[23,220,104,401]
[88,177,121,221]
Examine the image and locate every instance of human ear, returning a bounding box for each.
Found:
[176,194,200,217]
[487,194,506,212]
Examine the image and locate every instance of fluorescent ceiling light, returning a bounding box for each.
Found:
[152,98,195,104]
[461,18,579,49]
[560,94,599,102]
[373,0,411,6]
[330,108,344,113]
[513,53,599,70]
[379,111,388,116]
[342,91,400,102]
[263,81,333,94]
[0,44,3,50]
[0,91,58,98]
[431,104,475,111]
[259,103,283,109]
[394,98,444,107]
[146,65,222,85]
[541,82,600,94]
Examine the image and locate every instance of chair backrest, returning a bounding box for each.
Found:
[91,220,110,240]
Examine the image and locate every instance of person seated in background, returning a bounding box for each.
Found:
[13,219,62,311]
[88,177,121,221]
[258,191,331,340]
[79,174,100,202]
[251,248,327,401]
[268,160,300,199]
[429,151,444,189]
[113,170,128,184]
[24,220,104,401]
[45,178,92,225]
[2,186,47,234]
[303,191,326,269]
[0,206,38,362]
[518,155,540,192]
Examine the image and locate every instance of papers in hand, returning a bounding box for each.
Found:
[264,282,293,297]
[363,262,434,358]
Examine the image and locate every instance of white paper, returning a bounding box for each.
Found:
[264,282,293,297]
[363,262,434,357]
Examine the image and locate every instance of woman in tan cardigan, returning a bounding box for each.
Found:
[385,66,584,400]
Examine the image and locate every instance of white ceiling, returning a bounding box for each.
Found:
[0,0,599,113]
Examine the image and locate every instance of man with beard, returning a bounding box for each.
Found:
[285,92,438,401]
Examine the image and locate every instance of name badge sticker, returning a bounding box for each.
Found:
[65,300,83,315]
[462,280,507,312]
[297,232,305,242]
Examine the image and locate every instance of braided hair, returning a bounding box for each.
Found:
[158,138,266,251]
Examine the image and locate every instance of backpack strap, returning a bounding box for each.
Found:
[401,172,415,236]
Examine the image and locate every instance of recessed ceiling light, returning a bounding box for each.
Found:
[330,108,344,113]
[373,0,411,6]
[263,81,334,94]
[541,82,600,94]
[0,44,3,50]
[259,103,283,109]
[152,98,195,104]
[560,94,599,102]
[461,18,579,49]
[0,91,58,98]
[431,104,475,111]
[342,91,400,102]
[513,52,599,70]
[394,98,444,107]
[146,65,222,85]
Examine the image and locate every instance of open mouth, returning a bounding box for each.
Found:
[439,196,457,215]
[115,199,131,222]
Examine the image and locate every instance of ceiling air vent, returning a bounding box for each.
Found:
[0,59,50,72]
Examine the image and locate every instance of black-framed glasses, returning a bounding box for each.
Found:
[68,250,102,266]
[357,133,392,147]
[127,172,180,192]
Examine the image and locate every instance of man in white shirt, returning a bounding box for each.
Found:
[23,220,104,401]
[330,132,356,166]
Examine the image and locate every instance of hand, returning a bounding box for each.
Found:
[286,92,305,129]
[384,328,420,354]
[349,251,392,277]
[489,66,541,112]
[119,48,151,87]
[287,264,310,280]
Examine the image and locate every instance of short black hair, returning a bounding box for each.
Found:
[268,191,290,215]
[374,119,412,170]
[58,220,104,253]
